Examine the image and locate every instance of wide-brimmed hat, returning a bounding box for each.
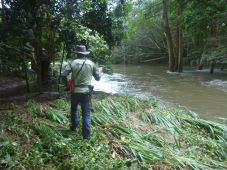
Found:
[75,45,90,55]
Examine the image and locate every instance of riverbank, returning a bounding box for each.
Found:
[0,94,226,169]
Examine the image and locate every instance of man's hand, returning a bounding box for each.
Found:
[98,67,103,73]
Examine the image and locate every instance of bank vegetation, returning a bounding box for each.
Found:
[1,95,226,169]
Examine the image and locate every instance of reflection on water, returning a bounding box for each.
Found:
[92,64,227,122]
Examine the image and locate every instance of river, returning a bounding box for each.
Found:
[92,64,227,122]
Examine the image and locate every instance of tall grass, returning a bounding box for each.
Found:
[92,95,227,169]
[0,95,226,169]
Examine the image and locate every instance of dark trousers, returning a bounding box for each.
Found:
[71,93,91,139]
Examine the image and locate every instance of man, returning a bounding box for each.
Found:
[62,45,102,140]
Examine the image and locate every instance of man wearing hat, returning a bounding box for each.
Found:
[62,45,103,140]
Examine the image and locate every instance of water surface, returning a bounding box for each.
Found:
[92,64,227,122]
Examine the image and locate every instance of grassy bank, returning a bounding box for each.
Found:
[0,94,226,169]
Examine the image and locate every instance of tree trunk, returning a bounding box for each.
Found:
[33,48,51,92]
[58,44,66,91]
[41,60,51,85]
[177,30,183,72]
[210,62,215,74]
[175,18,179,71]
[36,62,43,93]
[177,6,183,72]
[33,38,43,93]
[22,42,30,92]
[198,58,204,70]
[30,25,44,93]
[162,0,175,72]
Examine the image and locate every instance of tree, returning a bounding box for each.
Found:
[181,0,227,73]
[0,0,114,92]
[111,0,167,64]
[114,0,226,74]
[82,0,114,47]
[162,0,175,72]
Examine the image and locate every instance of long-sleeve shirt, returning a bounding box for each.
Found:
[62,58,101,93]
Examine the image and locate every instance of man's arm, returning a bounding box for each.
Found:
[93,65,102,81]
[62,62,72,77]
[61,63,72,85]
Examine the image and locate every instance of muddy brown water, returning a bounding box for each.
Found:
[93,64,227,122]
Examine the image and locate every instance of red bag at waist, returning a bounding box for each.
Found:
[68,79,74,93]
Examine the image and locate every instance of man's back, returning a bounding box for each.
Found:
[69,58,100,93]
[72,59,93,84]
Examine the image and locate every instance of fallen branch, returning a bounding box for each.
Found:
[141,57,166,62]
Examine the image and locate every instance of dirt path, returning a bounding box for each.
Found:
[0,75,27,91]
[0,75,33,98]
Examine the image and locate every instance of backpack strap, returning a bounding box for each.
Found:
[70,59,87,81]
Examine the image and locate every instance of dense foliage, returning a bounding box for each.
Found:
[112,0,227,73]
[0,0,125,90]
[112,0,166,64]
[0,95,226,169]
